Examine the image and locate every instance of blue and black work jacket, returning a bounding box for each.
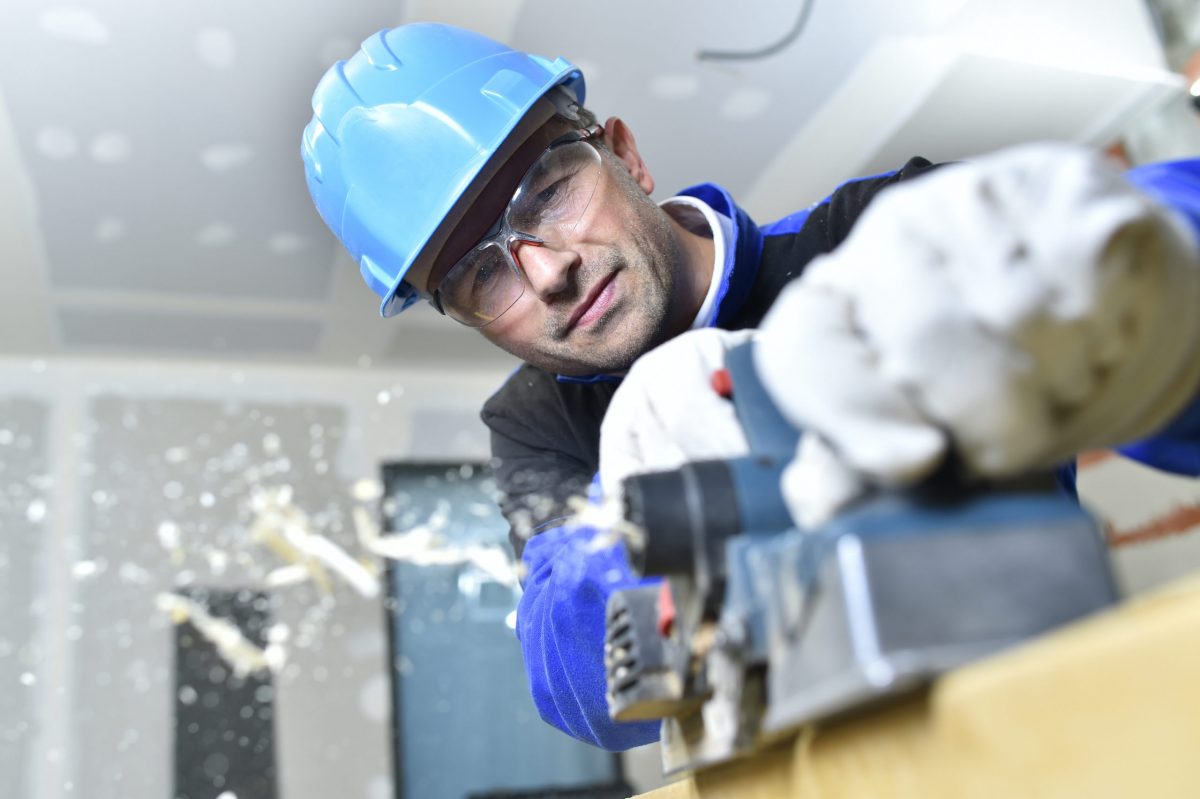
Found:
[482,157,942,557]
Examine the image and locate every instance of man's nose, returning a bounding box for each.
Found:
[515,241,579,300]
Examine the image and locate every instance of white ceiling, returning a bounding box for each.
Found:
[0,0,1184,369]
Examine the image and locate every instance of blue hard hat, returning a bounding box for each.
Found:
[301,24,585,317]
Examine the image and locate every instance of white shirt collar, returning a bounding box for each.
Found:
[659,194,732,329]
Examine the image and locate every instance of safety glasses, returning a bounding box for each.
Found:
[431,124,604,327]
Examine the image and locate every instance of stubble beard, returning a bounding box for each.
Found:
[531,200,681,376]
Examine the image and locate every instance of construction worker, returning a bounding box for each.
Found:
[302,24,1200,751]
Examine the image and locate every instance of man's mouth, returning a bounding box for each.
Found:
[566,271,618,332]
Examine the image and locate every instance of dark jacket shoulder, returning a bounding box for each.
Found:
[482,367,618,554]
[734,157,938,326]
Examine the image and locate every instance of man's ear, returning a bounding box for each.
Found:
[603,116,655,195]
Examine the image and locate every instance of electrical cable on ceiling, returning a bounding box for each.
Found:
[697,0,814,62]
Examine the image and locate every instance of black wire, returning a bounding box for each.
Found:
[697,0,815,62]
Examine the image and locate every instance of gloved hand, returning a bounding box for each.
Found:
[520,328,757,751]
[599,327,754,499]
[754,142,1200,526]
[516,520,661,751]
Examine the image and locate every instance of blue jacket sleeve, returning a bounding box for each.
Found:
[516,522,662,751]
[1117,158,1200,476]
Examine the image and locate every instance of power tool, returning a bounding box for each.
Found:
[603,341,1118,773]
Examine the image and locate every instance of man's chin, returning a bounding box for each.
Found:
[525,346,642,377]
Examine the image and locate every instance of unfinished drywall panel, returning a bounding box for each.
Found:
[71,394,392,799]
[0,397,49,799]
[0,353,513,799]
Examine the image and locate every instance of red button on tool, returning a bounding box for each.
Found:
[657,581,677,638]
[710,368,734,398]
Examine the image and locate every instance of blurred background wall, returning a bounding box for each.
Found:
[2,1,1199,797]
[0,359,507,799]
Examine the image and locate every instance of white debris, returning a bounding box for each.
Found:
[119,561,151,585]
[25,499,47,523]
[351,478,384,503]
[71,559,102,579]
[353,506,516,588]
[303,534,379,598]
[263,643,287,673]
[261,433,282,456]
[205,549,228,576]
[248,486,380,598]
[468,502,494,518]
[264,563,311,589]
[568,494,647,555]
[155,592,276,679]
[164,446,190,464]
[157,521,184,565]
[265,623,290,644]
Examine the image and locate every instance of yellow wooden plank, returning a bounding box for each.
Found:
[933,575,1200,799]
[635,574,1200,799]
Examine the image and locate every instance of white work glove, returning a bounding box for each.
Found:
[599,328,754,500]
[755,142,1200,528]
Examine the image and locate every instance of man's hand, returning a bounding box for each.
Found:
[755,142,1200,526]
[520,328,756,751]
[517,521,661,750]
[599,328,754,499]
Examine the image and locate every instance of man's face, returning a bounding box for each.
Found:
[424,116,688,376]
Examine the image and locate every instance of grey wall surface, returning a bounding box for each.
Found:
[0,357,513,799]
[0,398,49,799]
[72,394,391,798]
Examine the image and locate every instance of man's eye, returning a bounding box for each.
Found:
[531,173,587,218]
[536,180,564,205]
[474,261,496,285]
[470,260,505,298]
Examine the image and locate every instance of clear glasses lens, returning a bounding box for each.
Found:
[441,243,523,326]
[438,140,602,327]
[508,143,602,240]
